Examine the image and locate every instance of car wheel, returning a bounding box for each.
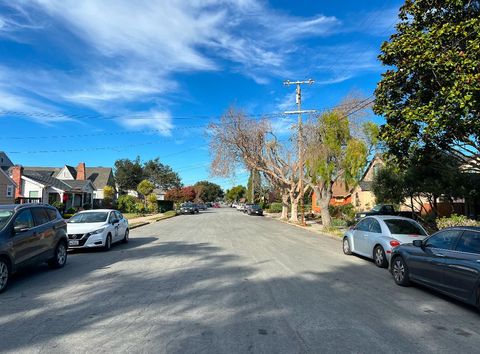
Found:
[122,229,129,244]
[103,234,112,251]
[0,258,10,293]
[392,256,410,286]
[48,241,68,269]
[374,245,388,268]
[342,237,352,255]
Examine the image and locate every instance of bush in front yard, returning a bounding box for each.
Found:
[117,195,138,213]
[437,214,479,229]
[147,194,159,213]
[266,202,283,213]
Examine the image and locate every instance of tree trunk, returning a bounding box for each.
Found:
[318,185,332,229]
[290,198,299,223]
[281,193,289,220]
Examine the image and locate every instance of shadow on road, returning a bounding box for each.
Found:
[1,236,479,353]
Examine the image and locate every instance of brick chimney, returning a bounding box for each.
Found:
[11,165,23,198]
[76,162,86,180]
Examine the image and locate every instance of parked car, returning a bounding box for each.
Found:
[343,216,428,268]
[0,204,68,293]
[197,203,207,211]
[355,204,418,222]
[179,203,199,214]
[236,204,245,211]
[242,203,254,213]
[213,202,220,208]
[67,209,129,250]
[247,205,264,216]
[390,226,480,310]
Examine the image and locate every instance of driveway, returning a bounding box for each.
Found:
[1,208,479,353]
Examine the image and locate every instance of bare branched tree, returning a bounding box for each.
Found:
[209,107,305,221]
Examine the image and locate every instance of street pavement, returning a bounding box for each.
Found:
[1,208,480,353]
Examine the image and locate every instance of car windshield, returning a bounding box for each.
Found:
[182,203,194,207]
[251,205,261,209]
[0,210,14,230]
[68,212,109,223]
[384,219,426,235]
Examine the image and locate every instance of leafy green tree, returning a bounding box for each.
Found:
[246,170,262,203]
[306,110,373,228]
[147,193,159,213]
[225,185,246,202]
[114,157,144,192]
[137,179,155,208]
[144,158,182,191]
[194,181,224,202]
[102,185,115,208]
[374,0,480,171]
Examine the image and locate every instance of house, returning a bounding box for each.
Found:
[311,155,384,213]
[8,159,115,209]
[0,151,16,205]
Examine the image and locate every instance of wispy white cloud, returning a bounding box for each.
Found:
[119,110,174,137]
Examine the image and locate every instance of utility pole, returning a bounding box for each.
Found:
[283,79,315,226]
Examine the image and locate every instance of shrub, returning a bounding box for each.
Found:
[66,207,76,214]
[51,201,64,211]
[82,203,91,210]
[267,202,283,213]
[147,194,159,213]
[437,214,480,229]
[133,202,147,215]
[117,195,138,213]
[63,213,74,219]
[331,218,348,228]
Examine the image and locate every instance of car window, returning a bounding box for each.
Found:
[369,219,382,233]
[115,211,123,220]
[46,208,58,221]
[68,212,109,223]
[31,208,51,226]
[356,219,371,232]
[383,219,426,236]
[425,230,461,250]
[109,212,116,223]
[0,210,14,231]
[14,209,35,230]
[455,231,480,254]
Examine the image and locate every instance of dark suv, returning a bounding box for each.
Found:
[0,204,68,293]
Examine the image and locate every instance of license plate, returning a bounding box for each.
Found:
[69,240,79,246]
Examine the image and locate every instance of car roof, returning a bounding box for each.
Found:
[366,215,415,221]
[0,204,55,211]
[76,209,115,213]
[443,226,480,232]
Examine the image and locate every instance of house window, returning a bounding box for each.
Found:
[373,164,380,177]
[29,191,39,198]
[6,185,13,198]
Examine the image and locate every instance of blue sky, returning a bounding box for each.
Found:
[0,0,402,189]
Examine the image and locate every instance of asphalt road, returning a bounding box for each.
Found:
[1,208,480,353]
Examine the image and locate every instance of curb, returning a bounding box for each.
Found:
[130,222,150,230]
[264,213,342,242]
[129,213,178,230]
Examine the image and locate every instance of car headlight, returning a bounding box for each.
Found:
[360,214,366,217]
[89,228,105,235]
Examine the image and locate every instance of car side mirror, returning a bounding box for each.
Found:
[14,225,29,233]
[112,219,119,224]
[413,240,423,247]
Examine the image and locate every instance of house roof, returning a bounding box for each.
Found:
[332,181,351,198]
[23,171,72,191]
[360,153,383,182]
[64,179,94,191]
[86,167,113,190]
[65,165,77,179]
[0,152,14,170]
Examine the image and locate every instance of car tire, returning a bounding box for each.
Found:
[122,229,129,244]
[392,256,410,286]
[103,234,112,251]
[374,245,388,268]
[342,237,352,255]
[0,258,10,293]
[48,241,68,269]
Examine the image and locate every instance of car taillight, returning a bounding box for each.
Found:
[390,240,400,247]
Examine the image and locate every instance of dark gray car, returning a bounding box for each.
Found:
[0,204,68,293]
[390,226,480,310]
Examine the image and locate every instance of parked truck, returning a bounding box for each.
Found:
[354,204,417,222]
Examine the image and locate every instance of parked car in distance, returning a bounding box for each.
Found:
[236,203,245,211]
[390,227,480,310]
[179,203,199,214]
[0,204,68,293]
[242,203,254,213]
[67,209,129,251]
[355,204,417,222]
[247,205,264,216]
[343,216,428,268]
[197,203,207,211]
[213,202,220,208]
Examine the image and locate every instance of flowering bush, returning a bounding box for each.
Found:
[436,214,479,229]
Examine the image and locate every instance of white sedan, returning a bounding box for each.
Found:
[67,209,129,251]
[342,215,428,268]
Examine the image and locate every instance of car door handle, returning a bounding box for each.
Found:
[476,260,480,263]
[434,253,445,257]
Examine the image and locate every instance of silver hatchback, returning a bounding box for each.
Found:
[342,216,428,268]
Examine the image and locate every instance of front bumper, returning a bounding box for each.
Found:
[68,233,106,248]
